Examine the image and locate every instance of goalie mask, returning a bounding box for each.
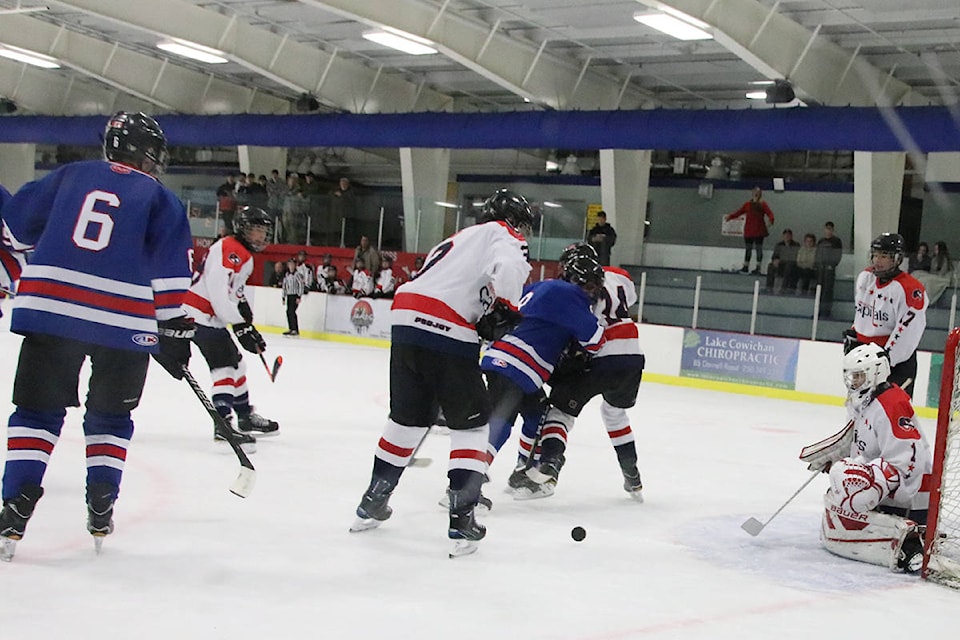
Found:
[842,343,891,404]
[234,206,273,253]
[478,189,534,235]
[103,111,168,177]
[869,233,905,280]
[561,254,605,301]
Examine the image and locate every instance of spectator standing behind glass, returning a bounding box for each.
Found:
[281,258,304,336]
[912,241,954,306]
[795,233,817,295]
[815,221,843,318]
[908,242,931,274]
[268,260,287,288]
[350,257,374,298]
[586,210,617,266]
[266,170,285,220]
[216,174,238,238]
[353,234,381,275]
[282,173,306,244]
[372,255,397,299]
[764,228,799,294]
[725,186,774,274]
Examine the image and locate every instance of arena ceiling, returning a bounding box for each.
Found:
[0,0,958,118]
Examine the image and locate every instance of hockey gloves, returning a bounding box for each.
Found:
[842,329,863,355]
[553,341,593,380]
[238,299,254,324]
[234,322,266,354]
[476,299,522,342]
[152,316,196,380]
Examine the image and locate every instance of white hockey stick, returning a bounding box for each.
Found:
[741,469,821,536]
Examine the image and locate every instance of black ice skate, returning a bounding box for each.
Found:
[0,484,44,562]
[509,470,555,501]
[350,477,395,533]
[437,491,492,513]
[214,421,258,453]
[622,467,644,503]
[237,412,279,437]
[447,487,486,558]
[86,483,116,554]
[526,453,564,486]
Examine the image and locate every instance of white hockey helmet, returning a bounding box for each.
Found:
[842,343,891,399]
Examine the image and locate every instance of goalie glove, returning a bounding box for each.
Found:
[233,322,266,354]
[151,316,195,380]
[799,420,854,473]
[476,298,522,342]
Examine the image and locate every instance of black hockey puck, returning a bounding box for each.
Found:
[571,526,586,542]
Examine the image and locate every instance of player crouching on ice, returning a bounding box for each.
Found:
[800,343,932,572]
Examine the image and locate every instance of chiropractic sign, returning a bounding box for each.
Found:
[680,329,799,389]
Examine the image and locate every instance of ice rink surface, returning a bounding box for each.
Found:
[1,311,958,639]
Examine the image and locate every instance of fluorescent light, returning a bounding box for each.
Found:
[157,39,228,64]
[434,201,459,209]
[472,201,485,207]
[0,45,59,69]
[362,28,437,55]
[658,6,710,30]
[633,13,712,40]
[542,201,563,208]
[746,91,767,100]
[750,80,775,85]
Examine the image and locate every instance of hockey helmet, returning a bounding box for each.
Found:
[842,343,890,402]
[477,189,534,233]
[234,206,273,253]
[869,233,905,279]
[558,242,598,276]
[103,112,168,177]
[561,254,605,300]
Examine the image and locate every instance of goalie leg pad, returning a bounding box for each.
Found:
[821,490,919,570]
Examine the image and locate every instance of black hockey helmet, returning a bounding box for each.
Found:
[870,232,905,279]
[558,242,598,275]
[102,111,168,177]
[561,254,605,300]
[478,189,534,233]
[234,206,273,253]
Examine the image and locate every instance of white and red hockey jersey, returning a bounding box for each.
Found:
[351,268,374,297]
[183,235,253,328]
[852,268,927,367]
[846,384,932,510]
[592,266,643,367]
[391,220,530,359]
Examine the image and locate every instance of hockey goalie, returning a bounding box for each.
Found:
[800,343,932,572]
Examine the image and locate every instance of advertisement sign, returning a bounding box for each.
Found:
[324,295,392,340]
[721,216,745,238]
[680,329,799,389]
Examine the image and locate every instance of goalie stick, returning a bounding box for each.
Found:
[181,366,256,498]
[741,469,820,536]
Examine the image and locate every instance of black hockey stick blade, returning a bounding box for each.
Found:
[270,355,283,382]
[181,366,256,498]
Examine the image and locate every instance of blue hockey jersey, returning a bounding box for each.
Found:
[481,279,604,393]
[0,160,193,352]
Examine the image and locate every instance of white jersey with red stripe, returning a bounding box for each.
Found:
[847,383,932,510]
[593,266,643,362]
[391,221,530,359]
[852,268,927,367]
[183,235,253,328]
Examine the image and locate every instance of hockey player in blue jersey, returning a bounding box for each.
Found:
[0,112,194,561]
[481,254,606,500]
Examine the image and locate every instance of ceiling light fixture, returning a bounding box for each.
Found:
[0,45,60,69]
[157,38,228,64]
[745,91,767,100]
[542,201,563,208]
[362,28,437,55]
[633,12,712,41]
[434,201,459,209]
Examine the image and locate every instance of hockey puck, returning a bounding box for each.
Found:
[571,526,586,542]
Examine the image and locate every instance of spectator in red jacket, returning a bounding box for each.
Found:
[725,186,775,274]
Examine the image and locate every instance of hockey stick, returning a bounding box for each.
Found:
[741,469,820,536]
[257,350,282,383]
[409,426,433,468]
[181,366,256,498]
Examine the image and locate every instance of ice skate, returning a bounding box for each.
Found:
[350,477,394,533]
[236,411,279,438]
[510,472,555,501]
[86,483,115,555]
[447,488,486,559]
[438,491,492,513]
[525,454,563,486]
[898,534,924,574]
[622,467,644,503]
[214,422,258,453]
[0,484,44,562]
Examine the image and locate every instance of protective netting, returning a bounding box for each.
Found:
[925,329,960,588]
